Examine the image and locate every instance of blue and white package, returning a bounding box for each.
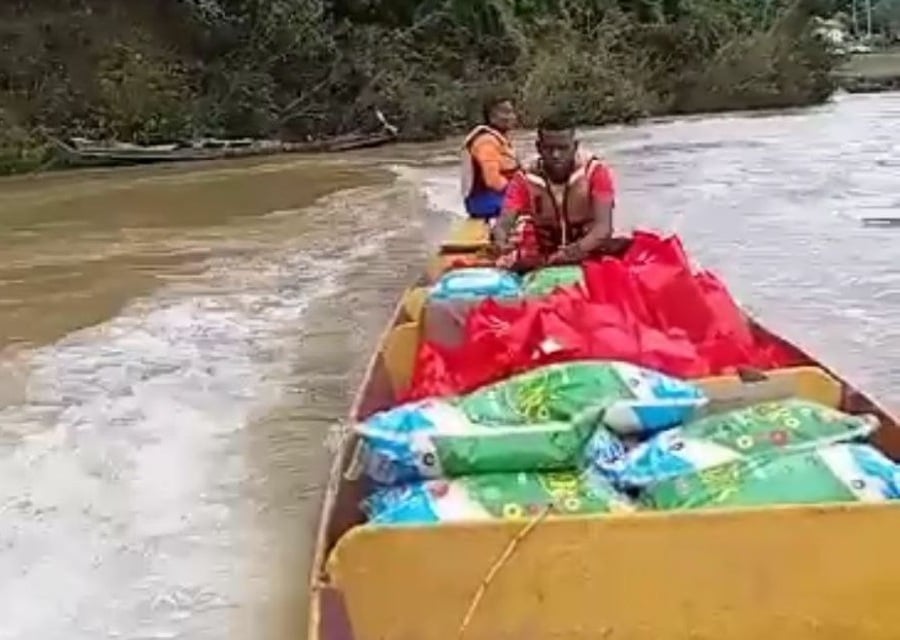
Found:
[429,267,522,301]
[582,425,628,478]
[354,360,708,486]
[833,443,900,500]
[611,399,879,488]
[352,400,449,485]
[362,468,636,526]
[600,361,708,436]
[644,443,900,511]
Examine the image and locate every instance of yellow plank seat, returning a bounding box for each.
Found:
[401,286,428,325]
[696,365,842,411]
[328,503,900,640]
[445,218,491,246]
[381,322,419,396]
[377,286,429,395]
[427,219,493,280]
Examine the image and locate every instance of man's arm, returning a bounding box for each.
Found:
[492,210,518,249]
[492,173,529,248]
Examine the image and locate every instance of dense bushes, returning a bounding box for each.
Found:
[0,0,842,173]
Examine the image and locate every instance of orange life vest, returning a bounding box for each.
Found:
[459,125,519,198]
[521,153,603,254]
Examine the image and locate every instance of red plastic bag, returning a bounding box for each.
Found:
[404,231,796,400]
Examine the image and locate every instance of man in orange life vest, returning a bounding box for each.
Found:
[493,114,616,268]
[460,96,520,221]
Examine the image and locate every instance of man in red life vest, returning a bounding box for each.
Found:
[493,114,616,269]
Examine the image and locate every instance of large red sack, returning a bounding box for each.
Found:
[403,232,797,401]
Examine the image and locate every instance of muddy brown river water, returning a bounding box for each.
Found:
[0,93,898,640]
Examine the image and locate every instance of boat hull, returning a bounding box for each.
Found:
[49,132,397,168]
[307,221,900,640]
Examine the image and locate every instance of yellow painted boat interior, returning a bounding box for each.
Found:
[308,220,900,640]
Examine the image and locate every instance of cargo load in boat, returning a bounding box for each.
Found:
[307,219,900,640]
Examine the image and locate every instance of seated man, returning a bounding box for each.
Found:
[460,95,520,222]
[493,114,616,268]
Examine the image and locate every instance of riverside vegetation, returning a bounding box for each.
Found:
[0,0,842,174]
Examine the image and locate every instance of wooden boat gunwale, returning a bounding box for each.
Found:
[306,282,416,640]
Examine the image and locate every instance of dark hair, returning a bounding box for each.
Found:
[482,94,513,123]
[537,113,576,135]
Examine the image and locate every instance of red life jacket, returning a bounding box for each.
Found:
[521,153,605,254]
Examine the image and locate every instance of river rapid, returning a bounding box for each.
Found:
[0,92,898,640]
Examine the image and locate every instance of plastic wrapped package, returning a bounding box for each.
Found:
[521,266,585,297]
[644,444,900,510]
[610,399,880,488]
[354,361,707,484]
[428,267,522,301]
[363,468,636,525]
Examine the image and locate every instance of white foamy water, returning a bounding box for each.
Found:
[0,181,423,640]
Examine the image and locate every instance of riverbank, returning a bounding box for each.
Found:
[0,0,839,176]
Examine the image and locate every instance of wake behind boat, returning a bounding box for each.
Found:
[306,220,900,640]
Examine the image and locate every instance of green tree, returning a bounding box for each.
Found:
[0,0,842,172]
[873,0,900,33]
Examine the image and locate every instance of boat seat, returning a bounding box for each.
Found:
[381,321,419,397]
[697,365,842,411]
[401,286,427,324]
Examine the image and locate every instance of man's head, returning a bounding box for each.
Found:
[482,94,517,133]
[536,114,578,183]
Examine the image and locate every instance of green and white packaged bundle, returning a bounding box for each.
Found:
[363,468,636,525]
[644,443,900,511]
[354,401,601,485]
[610,398,880,488]
[521,266,585,297]
[354,360,707,485]
[458,359,706,438]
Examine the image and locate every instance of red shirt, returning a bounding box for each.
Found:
[503,161,615,212]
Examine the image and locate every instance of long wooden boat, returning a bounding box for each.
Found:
[307,219,900,640]
[49,131,397,168]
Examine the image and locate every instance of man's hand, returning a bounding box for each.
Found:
[548,244,585,265]
[547,251,566,265]
[491,211,516,248]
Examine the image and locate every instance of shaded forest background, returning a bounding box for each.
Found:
[0,0,845,172]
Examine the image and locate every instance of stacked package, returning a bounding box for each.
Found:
[587,397,896,511]
[428,267,523,301]
[358,264,898,525]
[428,265,585,303]
[356,365,897,524]
[353,360,708,525]
[521,266,585,297]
